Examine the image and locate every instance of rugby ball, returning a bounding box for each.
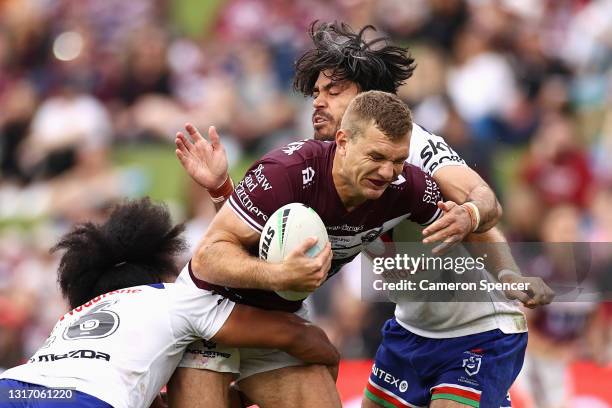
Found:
[259,203,329,301]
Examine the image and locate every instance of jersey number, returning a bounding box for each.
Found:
[63,300,120,340]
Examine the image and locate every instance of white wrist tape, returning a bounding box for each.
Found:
[461,202,481,232]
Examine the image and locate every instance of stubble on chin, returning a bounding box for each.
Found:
[314,127,337,142]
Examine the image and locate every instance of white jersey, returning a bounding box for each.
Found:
[363,124,526,338]
[407,123,467,177]
[0,283,235,408]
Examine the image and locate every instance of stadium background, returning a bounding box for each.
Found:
[0,0,610,406]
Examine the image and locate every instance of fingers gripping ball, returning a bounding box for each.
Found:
[259,203,329,300]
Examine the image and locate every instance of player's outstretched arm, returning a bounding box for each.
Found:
[211,304,340,369]
[423,164,554,307]
[192,204,332,292]
[465,228,555,308]
[175,123,231,210]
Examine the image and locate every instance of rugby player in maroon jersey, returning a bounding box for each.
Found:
[170,91,474,408]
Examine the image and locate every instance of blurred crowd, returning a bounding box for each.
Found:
[1,0,611,405]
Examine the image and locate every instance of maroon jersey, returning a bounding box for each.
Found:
[191,140,443,311]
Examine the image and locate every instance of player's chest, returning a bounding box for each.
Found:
[323,212,408,259]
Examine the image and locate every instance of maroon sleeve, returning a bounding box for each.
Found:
[228,158,296,233]
[403,164,444,226]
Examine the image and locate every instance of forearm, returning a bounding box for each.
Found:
[213,199,227,213]
[193,240,281,290]
[464,226,520,278]
[209,176,233,213]
[434,166,501,232]
[213,305,340,367]
[466,226,555,306]
[465,184,502,232]
[283,323,340,367]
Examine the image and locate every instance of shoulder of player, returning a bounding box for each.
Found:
[262,139,330,162]
[409,123,444,146]
[402,162,429,181]
[256,140,330,176]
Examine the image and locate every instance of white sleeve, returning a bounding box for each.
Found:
[407,124,467,176]
[169,285,236,341]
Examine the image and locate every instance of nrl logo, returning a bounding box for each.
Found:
[462,355,482,376]
[282,141,306,155]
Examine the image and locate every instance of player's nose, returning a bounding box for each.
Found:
[378,162,394,181]
[312,93,326,109]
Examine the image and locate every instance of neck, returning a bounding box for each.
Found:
[332,154,367,212]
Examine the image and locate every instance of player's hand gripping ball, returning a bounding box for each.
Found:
[259,203,329,300]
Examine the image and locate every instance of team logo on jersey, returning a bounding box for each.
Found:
[462,351,483,376]
[283,141,306,155]
[302,167,315,186]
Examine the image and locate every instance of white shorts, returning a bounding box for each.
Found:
[175,266,312,380]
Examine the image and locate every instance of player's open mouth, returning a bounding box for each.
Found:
[313,114,330,128]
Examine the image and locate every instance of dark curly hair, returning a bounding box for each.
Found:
[52,197,186,309]
[294,21,416,96]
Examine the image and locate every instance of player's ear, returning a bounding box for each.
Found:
[336,129,348,156]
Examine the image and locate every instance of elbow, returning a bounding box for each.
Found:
[273,322,305,355]
[282,326,303,350]
[328,340,341,366]
[191,239,218,281]
[280,317,311,349]
[480,183,502,225]
[300,323,340,366]
[495,201,503,222]
[280,319,340,366]
[476,185,503,230]
[476,200,503,233]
